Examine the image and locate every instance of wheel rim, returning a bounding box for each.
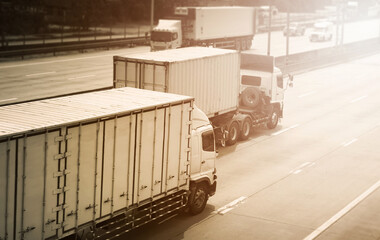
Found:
[193,188,206,209]
[230,126,237,141]
[242,121,250,136]
[271,111,278,125]
[247,95,256,104]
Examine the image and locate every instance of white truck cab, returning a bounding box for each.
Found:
[309,21,333,42]
[239,54,292,109]
[240,67,289,104]
[190,106,217,189]
[151,19,182,51]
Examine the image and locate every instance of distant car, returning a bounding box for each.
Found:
[283,23,306,36]
[309,21,333,42]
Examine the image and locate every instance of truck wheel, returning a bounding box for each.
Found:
[241,40,247,50]
[189,183,208,215]
[267,108,280,129]
[227,122,239,146]
[239,118,252,140]
[246,39,252,49]
[235,40,241,51]
[241,87,260,108]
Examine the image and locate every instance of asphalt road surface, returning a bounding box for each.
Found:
[0,19,379,105]
[118,52,380,240]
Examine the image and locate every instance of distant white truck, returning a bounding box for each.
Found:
[309,21,333,42]
[114,47,292,146]
[0,87,217,239]
[150,6,257,51]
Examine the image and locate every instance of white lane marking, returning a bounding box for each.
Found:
[350,95,367,103]
[272,124,299,136]
[68,75,95,80]
[303,180,380,240]
[0,98,18,103]
[289,162,316,174]
[25,71,56,77]
[298,91,316,98]
[215,196,247,215]
[342,138,358,147]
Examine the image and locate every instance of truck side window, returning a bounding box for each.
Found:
[242,75,261,86]
[277,74,283,88]
[202,131,215,152]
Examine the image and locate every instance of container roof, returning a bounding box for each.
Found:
[119,47,237,63]
[0,87,192,138]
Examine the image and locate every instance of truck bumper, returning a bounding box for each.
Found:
[209,181,217,197]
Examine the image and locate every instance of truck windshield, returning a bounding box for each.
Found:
[151,31,172,42]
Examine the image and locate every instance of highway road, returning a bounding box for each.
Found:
[252,18,380,56]
[0,17,380,240]
[0,18,379,105]
[119,52,380,240]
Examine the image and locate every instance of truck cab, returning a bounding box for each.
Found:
[309,21,333,42]
[187,105,217,214]
[239,54,291,109]
[150,19,182,51]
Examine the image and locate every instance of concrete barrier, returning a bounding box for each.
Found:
[276,38,380,74]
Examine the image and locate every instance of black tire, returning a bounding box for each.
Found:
[241,40,246,50]
[241,87,261,108]
[239,118,252,140]
[189,183,208,215]
[267,108,280,129]
[226,121,239,146]
[246,39,252,49]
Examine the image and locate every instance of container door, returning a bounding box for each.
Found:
[112,115,136,212]
[66,123,103,228]
[141,63,167,92]
[14,132,60,240]
[101,119,116,217]
[0,139,16,240]
[114,60,140,89]
[132,108,166,202]
[162,104,190,192]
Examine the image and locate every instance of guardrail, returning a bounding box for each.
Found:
[0,37,148,59]
[276,38,380,74]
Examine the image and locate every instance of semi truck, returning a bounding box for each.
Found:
[113,47,292,147]
[150,6,257,51]
[0,87,217,240]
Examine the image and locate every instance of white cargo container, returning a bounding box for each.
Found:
[151,6,257,51]
[0,87,217,239]
[114,47,240,118]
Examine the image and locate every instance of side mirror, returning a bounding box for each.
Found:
[288,74,294,88]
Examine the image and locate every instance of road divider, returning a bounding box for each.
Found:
[275,38,380,74]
